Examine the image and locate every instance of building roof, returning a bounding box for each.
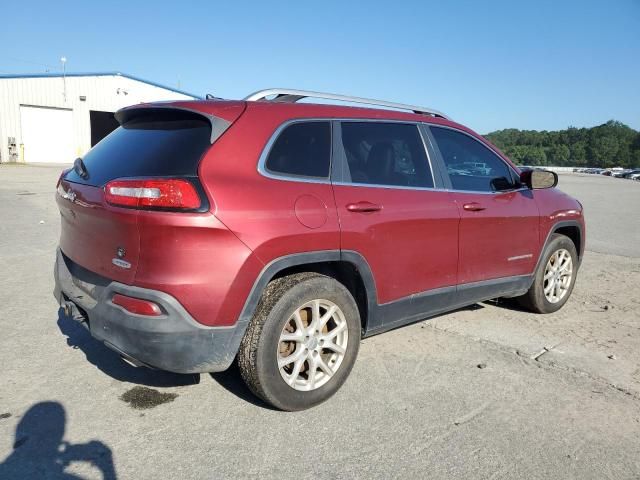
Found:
[0,71,201,99]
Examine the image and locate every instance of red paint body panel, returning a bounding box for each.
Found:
[332,185,459,304]
[56,98,585,332]
[199,104,342,264]
[451,190,540,284]
[57,178,262,327]
[57,179,140,284]
[133,210,262,326]
[532,188,585,256]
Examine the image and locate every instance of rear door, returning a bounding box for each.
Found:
[57,108,213,283]
[331,121,460,329]
[428,126,539,284]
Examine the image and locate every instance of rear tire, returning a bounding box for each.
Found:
[517,233,578,313]
[237,272,361,411]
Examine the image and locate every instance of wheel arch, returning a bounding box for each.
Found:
[535,220,584,274]
[238,250,377,336]
[552,223,583,261]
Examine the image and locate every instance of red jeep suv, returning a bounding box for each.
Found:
[54,89,585,410]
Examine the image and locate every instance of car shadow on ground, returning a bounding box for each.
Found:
[0,401,117,479]
[57,309,274,408]
[56,300,522,407]
[56,310,200,388]
[482,297,531,313]
[209,363,275,410]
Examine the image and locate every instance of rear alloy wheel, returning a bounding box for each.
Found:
[238,273,360,411]
[277,299,349,391]
[517,233,578,313]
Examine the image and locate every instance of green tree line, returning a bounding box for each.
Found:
[485,120,640,168]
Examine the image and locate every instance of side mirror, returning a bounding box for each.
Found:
[520,169,558,189]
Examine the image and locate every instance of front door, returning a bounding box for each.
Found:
[428,126,539,285]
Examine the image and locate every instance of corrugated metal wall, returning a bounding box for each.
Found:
[0,75,195,163]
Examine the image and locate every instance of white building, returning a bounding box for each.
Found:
[0,72,199,164]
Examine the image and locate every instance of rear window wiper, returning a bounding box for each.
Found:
[73,157,89,180]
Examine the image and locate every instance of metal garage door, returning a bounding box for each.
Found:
[20,105,74,163]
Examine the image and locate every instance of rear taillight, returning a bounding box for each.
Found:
[104,178,201,210]
[112,294,162,316]
[56,168,71,188]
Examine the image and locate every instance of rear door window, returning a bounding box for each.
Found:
[64,109,212,187]
[339,122,434,188]
[264,121,331,178]
[430,126,518,192]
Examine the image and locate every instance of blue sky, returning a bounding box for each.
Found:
[1,0,638,133]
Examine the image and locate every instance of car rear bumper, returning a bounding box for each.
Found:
[53,248,245,374]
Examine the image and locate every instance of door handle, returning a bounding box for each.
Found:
[346,201,383,213]
[462,202,486,212]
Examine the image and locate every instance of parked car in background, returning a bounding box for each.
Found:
[54,88,586,410]
[612,169,632,178]
[621,169,640,178]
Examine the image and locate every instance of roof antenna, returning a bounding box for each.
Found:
[205,93,222,100]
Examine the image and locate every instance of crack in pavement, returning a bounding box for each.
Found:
[429,323,640,402]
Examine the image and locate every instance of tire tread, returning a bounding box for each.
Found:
[237,272,324,405]
[517,233,578,314]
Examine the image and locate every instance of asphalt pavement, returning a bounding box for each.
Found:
[0,165,638,479]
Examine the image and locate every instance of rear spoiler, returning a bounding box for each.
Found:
[114,105,233,144]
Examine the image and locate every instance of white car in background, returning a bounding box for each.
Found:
[612,169,632,178]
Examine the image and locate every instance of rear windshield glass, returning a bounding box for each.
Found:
[64,109,212,186]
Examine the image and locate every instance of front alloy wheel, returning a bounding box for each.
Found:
[543,248,573,304]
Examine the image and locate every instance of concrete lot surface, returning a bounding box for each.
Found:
[0,166,639,479]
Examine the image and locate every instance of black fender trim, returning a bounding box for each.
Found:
[237,250,341,328]
[227,250,379,359]
[535,220,585,274]
[340,251,379,330]
[228,219,585,359]
[224,251,342,368]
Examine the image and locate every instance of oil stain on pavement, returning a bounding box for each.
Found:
[120,386,178,409]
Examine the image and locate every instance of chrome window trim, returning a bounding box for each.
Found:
[337,120,437,189]
[444,186,529,195]
[257,119,333,184]
[256,118,529,195]
[257,117,439,190]
[331,181,441,192]
[257,117,432,190]
[424,123,524,195]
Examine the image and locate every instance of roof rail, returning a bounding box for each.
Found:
[244,88,449,119]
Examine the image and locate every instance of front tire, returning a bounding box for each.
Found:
[517,233,578,313]
[237,273,361,411]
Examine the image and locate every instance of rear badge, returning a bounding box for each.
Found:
[112,258,132,269]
